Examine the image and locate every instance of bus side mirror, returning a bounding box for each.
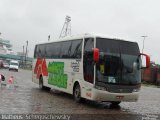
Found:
[140,53,150,69]
[92,48,99,63]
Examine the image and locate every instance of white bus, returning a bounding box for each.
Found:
[32,33,150,105]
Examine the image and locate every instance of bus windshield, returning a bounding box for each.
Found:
[96,38,141,85]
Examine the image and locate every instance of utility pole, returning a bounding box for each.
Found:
[0,32,1,36]
[25,41,28,68]
[22,45,24,68]
[48,35,50,41]
[141,36,147,82]
[59,16,71,38]
[141,36,147,53]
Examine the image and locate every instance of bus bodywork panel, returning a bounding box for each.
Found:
[32,58,84,94]
[92,88,139,102]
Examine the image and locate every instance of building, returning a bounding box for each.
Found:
[0,36,32,68]
[0,38,14,55]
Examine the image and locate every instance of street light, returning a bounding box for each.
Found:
[22,45,24,68]
[141,36,147,82]
[48,35,50,41]
[25,41,28,68]
[141,36,147,53]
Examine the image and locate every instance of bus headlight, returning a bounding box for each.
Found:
[132,88,140,92]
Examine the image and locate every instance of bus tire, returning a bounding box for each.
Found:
[73,84,82,103]
[111,101,121,106]
[39,76,50,91]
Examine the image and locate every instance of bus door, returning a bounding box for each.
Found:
[83,38,94,98]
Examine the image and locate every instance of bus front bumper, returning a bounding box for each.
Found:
[91,88,139,102]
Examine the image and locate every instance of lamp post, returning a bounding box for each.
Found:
[22,45,24,68]
[48,35,50,41]
[141,36,147,53]
[25,41,28,68]
[0,32,1,39]
[141,36,147,81]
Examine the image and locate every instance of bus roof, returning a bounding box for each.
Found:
[36,33,137,45]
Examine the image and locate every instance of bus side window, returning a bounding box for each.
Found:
[61,41,72,58]
[71,40,82,58]
[37,45,41,58]
[83,38,94,83]
[34,45,37,58]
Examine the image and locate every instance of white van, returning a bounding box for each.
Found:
[9,60,19,72]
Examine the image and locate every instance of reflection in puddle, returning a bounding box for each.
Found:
[0,75,18,90]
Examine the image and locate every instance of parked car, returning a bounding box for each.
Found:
[3,62,9,69]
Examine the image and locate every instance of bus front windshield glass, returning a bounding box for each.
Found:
[96,38,141,85]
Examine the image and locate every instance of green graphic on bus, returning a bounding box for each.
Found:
[48,62,68,88]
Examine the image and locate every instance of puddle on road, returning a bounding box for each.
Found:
[0,82,19,91]
[1,69,160,119]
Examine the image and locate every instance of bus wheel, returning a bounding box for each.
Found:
[39,76,51,91]
[74,84,82,103]
[111,101,121,106]
[39,76,44,89]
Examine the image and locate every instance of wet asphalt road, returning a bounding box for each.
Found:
[0,69,160,120]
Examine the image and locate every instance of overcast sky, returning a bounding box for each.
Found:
[0,0,160,63]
